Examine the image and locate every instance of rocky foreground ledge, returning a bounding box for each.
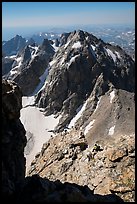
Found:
[28,129,135,202]
[2,80,134,202]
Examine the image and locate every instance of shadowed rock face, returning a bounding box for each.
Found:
[2,35,26,56]
[2,80,27,201]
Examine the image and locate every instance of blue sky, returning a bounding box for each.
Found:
[2,2,135,40]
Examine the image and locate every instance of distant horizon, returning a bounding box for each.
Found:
[2,2,135,41]
[2,23,135,41]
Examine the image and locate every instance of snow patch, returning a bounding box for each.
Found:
[94,97,102,113]
[91,44,96,51]
[72,41,81,49]
[30,46,39,60]
[84,119,95,135]
[110,90,115,103]
[106,48,117,62]
[69,54,79,65]
[9,55,16,59]
[22,96,35,107]
[68,100,88,129]
[90,45,96,58]
[49,59,56,66]
[115,51,121,59]
[32,66,49,95]
[52,43,59,52]
[10,70,18,75]
[64,40,71,49]
[108,125,115,135]
[9,56,22,75]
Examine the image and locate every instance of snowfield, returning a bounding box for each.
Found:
[84,119,95,135]
[20,97,61,172]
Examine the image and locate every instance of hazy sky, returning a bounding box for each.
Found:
[2,2,135,40]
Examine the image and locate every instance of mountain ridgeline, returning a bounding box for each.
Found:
[34,30,134,135]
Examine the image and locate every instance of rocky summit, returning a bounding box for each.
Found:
[2,29,135,202]
[35,30,135,136]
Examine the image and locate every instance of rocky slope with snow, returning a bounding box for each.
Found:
[35,30,135,134]
[3,39,55,95]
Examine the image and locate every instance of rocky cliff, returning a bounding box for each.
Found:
[2,79,27,201]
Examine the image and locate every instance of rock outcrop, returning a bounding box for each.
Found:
[28,129,135,202]
[2,79,27,201]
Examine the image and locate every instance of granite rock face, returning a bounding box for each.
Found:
[35,30,135,131]
[2,79,27,201]
[28,129,135,202]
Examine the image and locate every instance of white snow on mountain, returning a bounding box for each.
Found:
[32,66,49,95]
[115,51,121,59]
[20,101,61,171]
[64,40,71,49]
[110,90,115,103]
[22,96,35,107]
[9,56,22,76]
[90,45,96,58]
[49,59,57,66]
[84,119,95,135]
[52,43,59,52]
[29,45,39,60]
[9,55,16,59]
[10,69,18,76]
[105,48,117,62]
[69,54,80,65]
[68,100,88,129]
[91,44,96,51]
[108,125,115,135]
[94,97,102,113]
[72,41,82,49]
